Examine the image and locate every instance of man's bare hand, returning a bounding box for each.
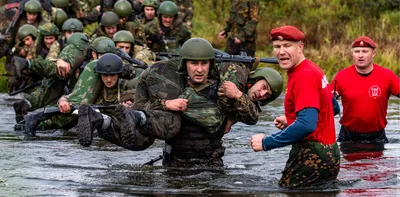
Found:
[121,100,133,108]
[164,98,188,111]
[250,134,265,151]
[234,37,241,44]
[274,115,288,130]
[56,59,71,78]
[218,30,226,39]
[218,81,242,99]
[58,100,71,113]
[224,118,234,134]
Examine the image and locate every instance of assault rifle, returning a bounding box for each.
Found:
[0,0,27,41]
[156,49,279,70]
[9,80,42,96]
[43,103,118,114]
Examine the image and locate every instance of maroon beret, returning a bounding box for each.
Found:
[352,36,376,48]
[270,25,305,41]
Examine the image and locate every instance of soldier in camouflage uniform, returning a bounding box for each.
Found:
[218,0,259,57]
[12,32,89,123]
[172,0,193,30]
[250,26,340,188]
[138,0,159,26]
[113,30,155,66]
[113,0,147,44]
[34,23,61,61]
[59,18,84,49]
[76,38,259,168]
[14,24,37,59]
[144,1,190,53]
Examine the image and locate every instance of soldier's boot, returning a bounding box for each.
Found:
[24,111,52,137]
[113,105,152,150]
[12,56,29,77]
[77,104,106,147]
[13,99,31,123]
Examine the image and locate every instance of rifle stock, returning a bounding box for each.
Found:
[43,104,118,114]
[9,81,42,96]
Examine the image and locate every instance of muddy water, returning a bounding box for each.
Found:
[0,93,398,196]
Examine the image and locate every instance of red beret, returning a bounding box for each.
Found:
[270,25,305,41]
[352,36,376,48]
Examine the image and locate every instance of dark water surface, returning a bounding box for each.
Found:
[0,93,398,197]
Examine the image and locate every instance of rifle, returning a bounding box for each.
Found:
[43,104,118,114]
[9,80,42,96]
[1,0,27,40]
[114,48,148,69]
[156,49,279,70]
[143,155,163,165]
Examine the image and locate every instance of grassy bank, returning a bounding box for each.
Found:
[193,0,399,81]
[1,0,398,92]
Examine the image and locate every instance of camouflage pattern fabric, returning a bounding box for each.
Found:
[224,0,259,56]
[45,40,60,61]
[279,141,340,188]
[144,17,191,53]
[179,79,225,133]
[173,0,193,30]
[217,62,259,125]
[25,41,88,110]
[133,44,156,65]
[122,19,147,44]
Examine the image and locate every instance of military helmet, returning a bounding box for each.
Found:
[100,11,120,27]
[66,32,88,46]
[179,37,215,70]
[113,30,134,44]
[142,0,160,9]
[113,0,132,17]
[17,24,38,41]
[158,1,178,16]
[51,0,69,8]
[24,0,42,13]
[62,18,84,32]
[249,67,283,106]
[92,37,116,54]
[54,8,68,30]
[95,53,124,74]
[39,23,60,36]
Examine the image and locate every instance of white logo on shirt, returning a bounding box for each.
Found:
[322,75,328,89]
[368,86,381,98]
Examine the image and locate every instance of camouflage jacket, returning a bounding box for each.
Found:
[217,62,259,125]
[224,0,259,42]
[122,18,147,44]
[143,17,191,53]
[172,0,193,30]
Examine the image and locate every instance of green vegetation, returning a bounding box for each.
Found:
[1,0,398,92]
[193,0,399,81]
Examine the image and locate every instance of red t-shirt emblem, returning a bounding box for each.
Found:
[368,85,381,98]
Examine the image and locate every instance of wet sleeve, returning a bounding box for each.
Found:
[388,70,400,97]
[262,108,318,151]
[332,97,340,115]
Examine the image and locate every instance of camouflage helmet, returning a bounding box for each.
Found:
[66,32,88,45]
[113,0,132,17]
[17,24,38,40]
[158,1,178,16]
[62,18,84,32]
[100,11,120,27]
[95,53,124,74]
[142,0,159,9]
[113,30,134,44]
[51,0,69,8]
[92,37,116,54]
[54,8,68,29]
[249,67,283,106]
[39,23,60,36]
[179,37,215,70]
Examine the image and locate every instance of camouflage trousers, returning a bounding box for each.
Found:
[26,79,67,110]
[225,38,256,57]
[279,141,340,188]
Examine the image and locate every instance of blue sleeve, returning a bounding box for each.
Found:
[332,97,340,115]
[262,108,318,151]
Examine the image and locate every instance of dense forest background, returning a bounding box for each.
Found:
[0,0,399,92]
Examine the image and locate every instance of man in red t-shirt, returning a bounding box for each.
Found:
[331,36,400,143]
[250,25,340,188]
